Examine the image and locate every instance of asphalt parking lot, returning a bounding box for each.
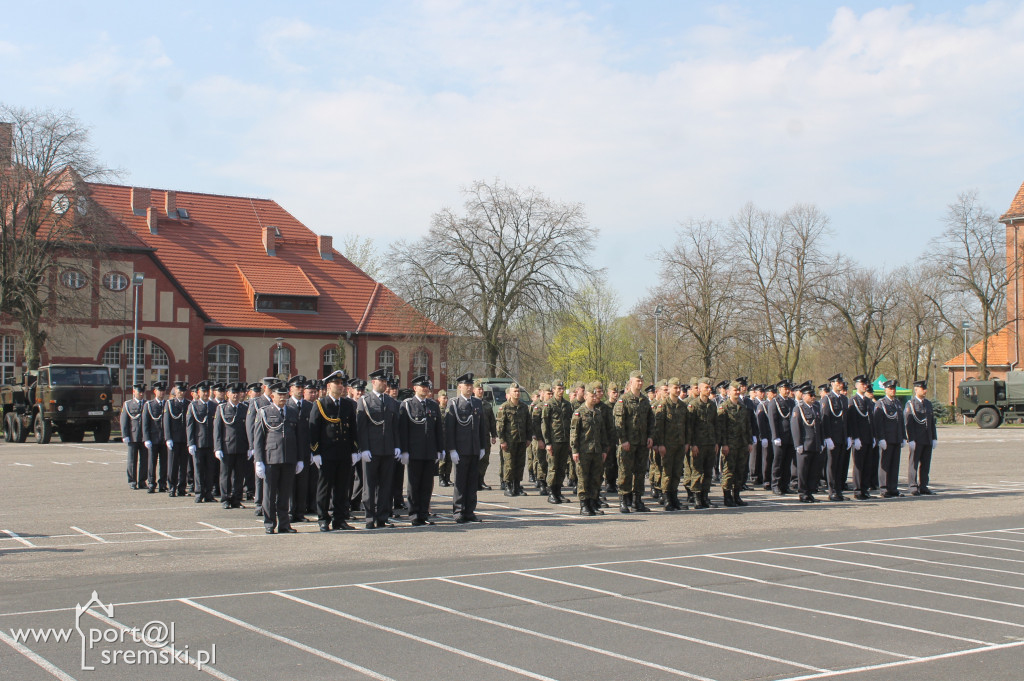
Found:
[1,425,1022,680]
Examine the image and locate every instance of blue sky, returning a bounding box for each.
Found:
[2,1,1022,305]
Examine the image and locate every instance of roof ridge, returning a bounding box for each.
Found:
[87,181,277,203]
[358,282,381,332]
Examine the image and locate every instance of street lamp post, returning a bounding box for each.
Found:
[275,337,285,380]
[131,272,145,386]
[961,320,970,425]
[638,351,643,378]
[654,305,663,383]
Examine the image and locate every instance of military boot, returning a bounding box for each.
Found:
[633,494,650,512]
[592,497,605,515]
[500,481,507,490]
[514,482,527,496]
[676,491,688,510]
[693,493,709,510]
[663,491,678,512]
[652,488,662,503]
[734,488,748,506]
[547,489,559,504]
[619,493,631,513]
[597,493,609,508]
[504,485,515,497]
[539,481,549,495]
[723,490,737,507]
[528,470,536,483]
[580,499,591,516]
[686,489,696,506]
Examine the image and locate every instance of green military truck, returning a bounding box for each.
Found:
[1,364,114,443]
[476,377,518,416]
[956,370,1024,428]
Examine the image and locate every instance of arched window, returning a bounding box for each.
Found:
[322,347,338,378]
[378,349,395,374]
[101,342,120,387]
[61,269,87,290]
[102,272,129,291]
[0,336,16,384]
[412,349,429,377]
[273,347,292,379]
[207,344,240,384]
[150,343,169,385]
[124,338,144,386]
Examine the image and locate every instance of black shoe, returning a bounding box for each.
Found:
[147,487,156,494]
[290,515,309,523]
[798,496,812,503]
[580,501,591,516]
[376,520,395,528]
[159,487,168,493]
[333,520,355,530]
[763,483,771,491]
[828,494,841,502]
[245,493,254,501]
[771,488,782,496]
[280,527,298,533]
[411,518,426,526]
[704,493,717,508]
[921,488,936,495]
[539,483,549,495]
[514,484,527,496]
[478,483,492,491]
[734,490,747,507]
[742,484,753,491]
[854,492,868,500]
[911,490,921,496]
[694,495,709,510]
[723,491,737,508]
[633,496,650,513]
[365,521,376,529]
[500,481,506,490]
[454,515,470,524]
[504,488,515,497]
[807,494,818,503]
[129,482,138,490]
[255,507,264,517]
[265,527,275,534]
[547,493,559,504]
[528,472,536,483]
[195,496,205,503]
[222,501,231,509]
[619,494,631,513]
[319,523,331,532]
[438,479,450,487]
[168,490,176,497]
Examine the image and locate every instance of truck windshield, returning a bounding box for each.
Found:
[48,367,111,386]
[490,387,509,406]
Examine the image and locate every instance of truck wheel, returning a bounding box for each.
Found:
[11,415,27,443]
[976,407,1001,429]
[34,414,52,444]
[2,414,13,442]
[93,421,111,443]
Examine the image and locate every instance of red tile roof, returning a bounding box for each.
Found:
[944,327,1011,367]
[85,183,447,337]
[1000,180,1024,222]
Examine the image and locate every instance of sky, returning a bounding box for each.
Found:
[2,0,1023,305]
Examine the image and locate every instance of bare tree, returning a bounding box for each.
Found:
[388,179,595,375]
[818,266,903,379]
[924,190,1007,379]
[0,105,114,370]
[337,234,385,280]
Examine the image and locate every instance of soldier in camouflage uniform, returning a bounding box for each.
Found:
[687,377,720,510]
[435,390,451,487]
[531,384,550,493]
[542,380,574,504]
[570,381,608,516]
[654,377,689,511]
[613,370,654,513]
[590,382,613,508]
[681,377,700,505]
[603,381,621,493]
[496,382,532,496]
[718,381,752,507]
[526,389,540,484]
[473,379,498,491]
[566,381,585,490]
[649,378,668,504]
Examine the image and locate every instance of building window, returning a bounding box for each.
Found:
[0,336,16,384]
[101,342,120,387]
[124,338,144,386]
[61,269,87,290]
[255,296,318,313]
[412,349,429,377]
[322,347,338,378]
[102,272,129,291]
[150,343,169,385]
[273,347,292,379]
[207,344,240,384]
[378,349,395,374]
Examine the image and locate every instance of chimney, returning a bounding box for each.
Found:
[262,225,276,256]
[0,122,11,167]
[164,190,177,218]
[317,234,334,260]
[130,187,151,216]
[147,206,158,234]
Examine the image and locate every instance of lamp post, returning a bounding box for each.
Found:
[275,337,285,380]
[131,272,145,386]
[654,305,663,383]
[638,351,643,378]
[961,321,970,424]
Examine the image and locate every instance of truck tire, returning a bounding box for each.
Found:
[93,420,111,443]
[2,413,13,442]
[11,414,27,443]
[59,426,84,443]
[34,414,52,444]
[976,407,1001,429]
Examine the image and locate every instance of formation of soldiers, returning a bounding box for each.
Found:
[121,368,938,529]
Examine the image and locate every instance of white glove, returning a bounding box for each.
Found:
[215,450,223,461]
[360,450,371,463]
[296,461,304,475]
[166,440,173,450]
[394,448,401,458]
[436,451,445,463]
[761,439,768,449]
[752,436,757,445]
[773,438,782,447]
[479,448,486,460]
[796,445,804,455]
[312,454,322,467]
[351,453,359,465]
[879,440,887,451]
[932,440,938,450]
[254,461,265,478]
[825,438,835,451]
[853,438,862,451]
[450,450,460,465]
[909,441,916,453]
[188,445,197,456]
[846,437,852,449]
[400,453,409,466]
[247,449,254,460]
[144,440,152,449]
[122,437,130,444]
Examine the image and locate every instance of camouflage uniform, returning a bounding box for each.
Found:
[654,380,689,511]
[649,380,667,499]
[530,387,549,490]
[613,375,655,512]
[601,383,620,492]
[542,385,574,503]
[475,380,497,489]
[719,389,752,507]
[566,382,584,488]
[496,390,532,495]
[570,388,608,515]
[687,385,720,509]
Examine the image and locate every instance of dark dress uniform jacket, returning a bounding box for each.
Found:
[847,393,874,446]
[820,392,848,444]
[142,400,167,443]
[399,397,445,459]
[445,394,489,454]
[790,402,823,451]
[356,391,399,456]
[872,397,905,445]
[163,398,188,445]
[309,395,357,460]
[755,400,771,441]
[120,399,145,441]
[214,401,249,454]
[253,404,300,465]
[186,399,216,448]
[904,398,937,444]
[767,397,795,447]
[288,396,313,461]
[246,394,271,452]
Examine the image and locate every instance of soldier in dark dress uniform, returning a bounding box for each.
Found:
[473,379,498,491]
[905,380,938,496]
[246,378,276,516]
[242,382,261,501]
[873,379,905,498]
[821,373,850,501]
[399,375,445,526]
[253,382,300,533]
[746,383,765,486]
[142,381,169,493]
[348,378,366,514]
[767,380,796,495]
[121,384,147,489]
[445,373,489,523]
[756,384,776,490]
[790,381,824,503]
[214,382,249,509]
[163,381,190,497]
[847,375,876,500]
[309,370,358,531]
[186,381,217,503]
[286,375,312,524]
[356,369,400,529]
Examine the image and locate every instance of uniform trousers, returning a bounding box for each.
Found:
[502,442,528,485]
[219,452,246,504]
[826,443,851,496]
[690,444,716,494]
[479,445,492,485]
[192,447,218,500]
[907,441,932,493]
[262,463,295,531]
[575,451,604,501]
[167,442,189,494]
[649,450,663,491]
[879,441,902,493]
[533,443,548,481]
[545,443,571,491]
[660,445,686,494]
[291,465,309,518]
[797,447,824,497]
[761,441,775,488]
[604,448,618,488]
[146,442,168,490]
[391,461,405,508]
[682,447,694,491]
[452,452,480,519]
[437,452,451,480]
[772,443,795,493]
[126,442,147,486]
[749,441,764,484]
[868,443,880,489]
[851,441,876,494]
[361,454,395,524]
[316,458,354,526]
[406,458,435,521]
[305,463,318,513]
[721,444,749,492]
[615,443,648,495]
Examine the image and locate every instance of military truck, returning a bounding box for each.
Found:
[475,377,518,416]
[956,370,1024,428]
[1,364,114,443]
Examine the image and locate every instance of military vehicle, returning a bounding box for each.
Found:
[1,364,114,443]
[956,370,1024,428]
[475,377,518,415]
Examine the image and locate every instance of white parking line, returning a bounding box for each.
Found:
[910,536,1024,553]
[134,523,178,540]
[2,529,35,547]
[70,526,108,543]
[360,584,718,681]
[821,545,1024,577]
[0,628,78,681]
[180,598,395,681]
[273,591,560,681]
[865,540,1024,565]
[197,522,234,535]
